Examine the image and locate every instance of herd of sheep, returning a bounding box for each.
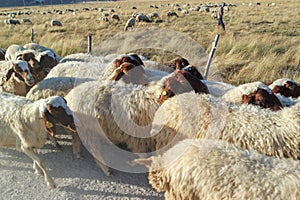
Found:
[1,41,300,199]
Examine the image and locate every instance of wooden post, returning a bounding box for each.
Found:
[204,34,220,80]
[31,28,34,43]
[88,34,92,55]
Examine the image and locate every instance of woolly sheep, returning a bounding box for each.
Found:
[5,44,26,61]
[202,80,235,97]
[136,139,300,200]
[24,43,62,62]
[0,93,78,188]
[151,92,300,159]
[0,60,35,96]
[124,17,135,31]
[136,13,151,22]
[65,70,206,175]
[221,81,283,111]
[4,19,20,25]
[111,13,120,21]
[22,18,32,24]
[59,53,109,63]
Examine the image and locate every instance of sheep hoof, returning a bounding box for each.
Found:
[47,181,56,189]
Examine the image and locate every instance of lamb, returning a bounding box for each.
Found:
[151,92,300,159]
[0,93,79,188]
[65,70,209,175]
[0,60,35,96]
[221,81,283,111]
[136,139,300,200]
[124,17,135,31]
[268,78,300,98]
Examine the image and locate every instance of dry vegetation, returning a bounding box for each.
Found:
[0,0,299,84]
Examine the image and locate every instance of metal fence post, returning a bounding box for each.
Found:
[88,34,92,55]
[204,34,220,80]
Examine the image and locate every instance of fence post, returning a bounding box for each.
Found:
[204,34,220,80]
[88,34,92,55]
[31,28,34,43]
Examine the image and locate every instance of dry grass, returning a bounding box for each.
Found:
[0,0,299,84]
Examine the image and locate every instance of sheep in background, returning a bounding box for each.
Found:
[124,17,135,31]
[4,19,20,25]
[136,13,151,22]
[167,11,179,17]
[151,92,300,159]
[136,139,300,200]
[0,60,35,96]
[51,19,62,26]
[268,78,300,98]
[0,94,78,188]
[222,81,283,111]
[22,18,32,24]
[111,13,120,21]
[149,12,159,19]
[99,16,110,24]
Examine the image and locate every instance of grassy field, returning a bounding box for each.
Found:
[0,0,299,84]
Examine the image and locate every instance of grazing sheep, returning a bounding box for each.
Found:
[99,16,110,24]
[22,18,32,24]
[50,19,62,26]
[136,13,151,22]
[0,48,5,60]
[124,17,136,31]
[0,60,35,96]
[268,78,300,98]
[4,19,20,25]
[0,94,78,188]
[167,11,179,17]
[136,139,300,200]
[149,12,159,19]
[111,13,120,21]
[151,92,300,159]
[222,81,283,111]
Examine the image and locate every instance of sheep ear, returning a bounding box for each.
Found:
[134,158,153,167]
[41,111,56,137]
[1,67,15,85]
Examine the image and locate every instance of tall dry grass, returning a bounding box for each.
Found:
[0,0,299,84]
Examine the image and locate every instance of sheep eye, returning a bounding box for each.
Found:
[162,90,168,96]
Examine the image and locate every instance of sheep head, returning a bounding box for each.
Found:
[1,60,35,86]
[182,65,204,80]
[242,88,283,111]
[115,54,144,69]
[110,62,148,84]
[158,70,209,104]
[41,96,77,137]
[17,51,41,70]
[272,80,300,98]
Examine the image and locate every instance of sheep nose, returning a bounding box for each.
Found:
[27,77,35,86]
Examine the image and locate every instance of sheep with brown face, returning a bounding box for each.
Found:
[109,62,148,85]
[222,81,282,111]
[268,78,300,98]
[0,94,79,188]
[0,60,35,96]
[158,70,209,104]
[242,88,283,111]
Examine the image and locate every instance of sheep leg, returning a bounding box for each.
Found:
[71,132,82,159]
[48,135,63,150]
[94,158,113,176]
[33,161,43,176]
[21,145,56,189]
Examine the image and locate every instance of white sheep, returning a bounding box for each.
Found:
[151,92,300,159]
[24,43,62,62]
[136,139,300,200]
[202,80,235,97]
[124,17,135,31]
[0,93,78,188]
[0,60,35,96]
[59,53,110,63]
[5,44,26,61]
